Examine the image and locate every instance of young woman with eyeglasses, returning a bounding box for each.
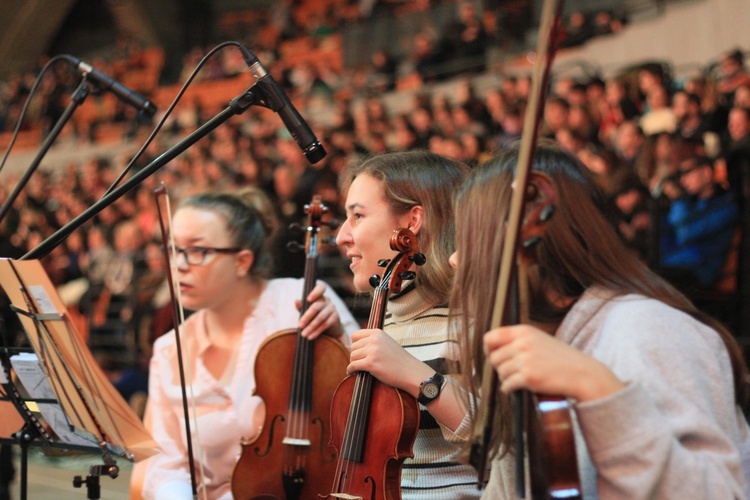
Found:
[134,188,358,499]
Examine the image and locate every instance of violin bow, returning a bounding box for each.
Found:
[471,0,564,492]
[153,183,208,500]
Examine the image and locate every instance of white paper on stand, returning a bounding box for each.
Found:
[10,352,95,447]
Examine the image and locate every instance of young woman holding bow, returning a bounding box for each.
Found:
[450,141,750,498]
[134,188,358,499]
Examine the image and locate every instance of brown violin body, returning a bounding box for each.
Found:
[527,394,581,499]
[322,374,419,500]
[232,329,350,500]
[231,196,350,500]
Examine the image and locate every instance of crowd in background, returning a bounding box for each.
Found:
[0,0,749,410]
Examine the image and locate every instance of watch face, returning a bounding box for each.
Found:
[422,382,439,398]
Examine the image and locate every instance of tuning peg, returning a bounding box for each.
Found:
[286,241,305,253]
[377,259,390,267]
[369,275,381,288]
[398,271,416,280]
[540,204,556,222]
[287,222,303,234]
[410,253,426,266]
[522,235,542,249]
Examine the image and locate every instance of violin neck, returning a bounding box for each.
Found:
[366,287,388,330]
[298,244,319,315]
[288,239,320,413]
[337,286,390,462]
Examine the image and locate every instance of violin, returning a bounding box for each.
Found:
[469,0,581,496]
[320,228,424,500]
[232,196,350,500]
[517,174,581,499]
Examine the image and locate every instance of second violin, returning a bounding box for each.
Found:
[232,197,350,500]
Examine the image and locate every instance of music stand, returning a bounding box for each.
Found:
[0,258,159,499]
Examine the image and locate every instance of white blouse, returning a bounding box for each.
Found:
[139,278,357,499]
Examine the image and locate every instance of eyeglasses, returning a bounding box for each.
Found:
[166,244,242,266]
[678,163,709,177]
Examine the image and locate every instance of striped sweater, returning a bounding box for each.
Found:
[385,284,480,499]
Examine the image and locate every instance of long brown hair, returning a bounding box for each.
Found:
[451,140,748,452]
[341,150,469,306]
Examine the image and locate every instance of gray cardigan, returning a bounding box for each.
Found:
[483,286,750,499]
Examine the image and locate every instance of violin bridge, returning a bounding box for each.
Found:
[282,437,311,447]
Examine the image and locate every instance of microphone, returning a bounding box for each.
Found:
[240,48,326,164]
[62,55,157,118]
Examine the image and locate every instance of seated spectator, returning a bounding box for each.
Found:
[441,0,487,72]
[541,95,570,139]
[614,119,645,169]
[611,176,653,262]
[660,156,739,294]
[717,48,750,103]
[560,11,593,48]
[599,78,639,145]
[635,132,681,197]
[673,90,709,142]
[640,84,677,136]
[715,106,750,198]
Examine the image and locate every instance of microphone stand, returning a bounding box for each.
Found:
[9,83,267,499]
[24,86,264,260]
[0,79,92,224]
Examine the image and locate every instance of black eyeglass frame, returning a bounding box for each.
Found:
[165,244,243,266]
[678,163,712,178]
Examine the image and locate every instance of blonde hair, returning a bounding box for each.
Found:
[342,150,469,306]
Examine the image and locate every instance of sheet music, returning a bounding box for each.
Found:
[10,352,95,447]
[28,285,57,314]
[0,258,159,461]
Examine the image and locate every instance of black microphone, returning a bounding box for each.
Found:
[240,48,326,164]
[62,55,157,118]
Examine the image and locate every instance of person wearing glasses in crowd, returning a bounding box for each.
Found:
[659,155,739,296]
[133,188,358,499]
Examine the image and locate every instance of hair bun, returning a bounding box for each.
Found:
[237,186,279,237]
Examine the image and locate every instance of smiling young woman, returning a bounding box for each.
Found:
[334,151,478,499]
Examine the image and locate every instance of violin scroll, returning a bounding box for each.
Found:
[368,228,425,291]
[386,228,425,293]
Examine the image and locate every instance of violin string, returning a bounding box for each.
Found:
[341,269,391,491]
[343,372,365,490]
[301,238,316,444]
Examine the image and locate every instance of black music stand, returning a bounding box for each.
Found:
[0,258,158,499]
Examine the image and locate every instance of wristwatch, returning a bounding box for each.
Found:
[417,372,445,406]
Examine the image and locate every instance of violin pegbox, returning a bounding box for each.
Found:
[368,228,425,292]
[284,195,339,254]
